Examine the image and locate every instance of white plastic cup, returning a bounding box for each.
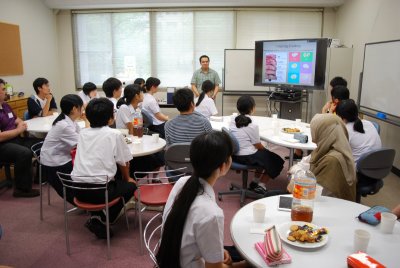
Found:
[253,203,266,223]
[152,133,159,143]
[380,212,397,234]
[272,114,278,119]
[354,229,371,252]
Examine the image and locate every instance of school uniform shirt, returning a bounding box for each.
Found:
[194,94,218,119]
[27,95,57,118]
[163,176,224,268]
[41,116,80,167]
[71,126,132,183]
[229,115,260,156]
[78,90,98,104]
[116,104,138,129]
[142,93,163,125]
[346,120,382,163]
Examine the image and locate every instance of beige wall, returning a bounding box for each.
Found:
[336,0,400,168]
[0,0,60,100]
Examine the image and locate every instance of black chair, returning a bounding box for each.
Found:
[218,127,264,207]
[164,142,193,174]
[356,148,396,203]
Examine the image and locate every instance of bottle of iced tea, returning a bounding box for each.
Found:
[132,109,143,138]
[291,169,316,223]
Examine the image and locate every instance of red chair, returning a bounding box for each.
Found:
[56,172,129,260]
[134,168,186,254]
[70,147,77,166]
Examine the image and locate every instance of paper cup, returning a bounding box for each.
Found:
[380,212,397,234]
[354,229,371,252]
[253,203,266,223]
[152,133,159,143]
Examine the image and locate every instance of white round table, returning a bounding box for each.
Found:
[230,195,400,267]
[126,135,166,157]
[25,115,85,133]
[210,116,317,167]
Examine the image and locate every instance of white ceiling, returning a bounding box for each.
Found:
[43,0,345,10]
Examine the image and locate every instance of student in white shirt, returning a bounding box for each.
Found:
[230,96,284,196]
[78,82,98,105]
[116,84,164,175]
[71,98,136,239]
[336,99,382,163]
[195,80,218,119]
[142,77,169,138]
[41,94,87,204]
[116,84,144,133]
[156,131,247,268]
[103,77,123,111]
[27,77,58,119]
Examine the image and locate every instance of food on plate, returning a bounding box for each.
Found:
[282,127,301,133]
[287,224,328,243]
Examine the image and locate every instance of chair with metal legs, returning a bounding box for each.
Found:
[56,172,130,260]
[143,213,162,267]
[31,141,50,221]
[134,167,186,254]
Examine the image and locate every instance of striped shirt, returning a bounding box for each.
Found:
[165,112,212,146]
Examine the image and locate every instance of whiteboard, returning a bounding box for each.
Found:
[224,49,266,92]
[360,40,400,118]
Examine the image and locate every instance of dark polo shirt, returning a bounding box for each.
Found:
[0,102,17,132]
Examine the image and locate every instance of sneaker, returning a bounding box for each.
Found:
[13,189,40,198]
[248,182,268,196]
[85,216,113,239]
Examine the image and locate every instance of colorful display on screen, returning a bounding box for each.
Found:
[262,40,317,86]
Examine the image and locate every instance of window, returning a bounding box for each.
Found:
[72,9,321,88]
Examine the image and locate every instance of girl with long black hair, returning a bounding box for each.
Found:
[41,94,87,204]
[156,131,247,268]
[230,95,284,196]
[195,80,218,119]
[336,99,381,163]
[115,84,144,134]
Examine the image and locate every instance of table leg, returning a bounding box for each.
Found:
[288,148,294,168]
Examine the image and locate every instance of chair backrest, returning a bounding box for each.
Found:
[371,121,381,134]
[31,141,44,161]
[221,127,240,154]
[164,143,193,174]
[144,213,162,267]
[357,148,396,179]
[56,172,110,192]
[23,110,30,121]
[142,109,153,128]
[134,167,187,184]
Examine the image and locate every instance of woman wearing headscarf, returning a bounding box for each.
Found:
[309,113,357,201]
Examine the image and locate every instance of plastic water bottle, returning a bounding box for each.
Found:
[5,83,13,96]
[132,109,143,138]
[291,169,316,223]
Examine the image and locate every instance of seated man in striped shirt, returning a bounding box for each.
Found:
[165,88,212,146]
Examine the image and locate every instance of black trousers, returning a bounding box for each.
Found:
[0,136,42,191]
[74,179,136,222]
[43,161,74,204]
[149,123,165,139]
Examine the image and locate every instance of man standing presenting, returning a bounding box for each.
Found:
[191,55,221,99]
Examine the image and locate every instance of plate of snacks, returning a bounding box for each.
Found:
[277,221,329,249]
[281,127,302,134]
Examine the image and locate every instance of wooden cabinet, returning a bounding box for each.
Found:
[6,95,28,119]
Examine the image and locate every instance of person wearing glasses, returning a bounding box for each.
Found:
[191,55,221,99]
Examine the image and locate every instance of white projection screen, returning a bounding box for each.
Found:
[224,49,266,92]
[360,40,400,118]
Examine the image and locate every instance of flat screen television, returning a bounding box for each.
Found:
[254,38,328,89]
